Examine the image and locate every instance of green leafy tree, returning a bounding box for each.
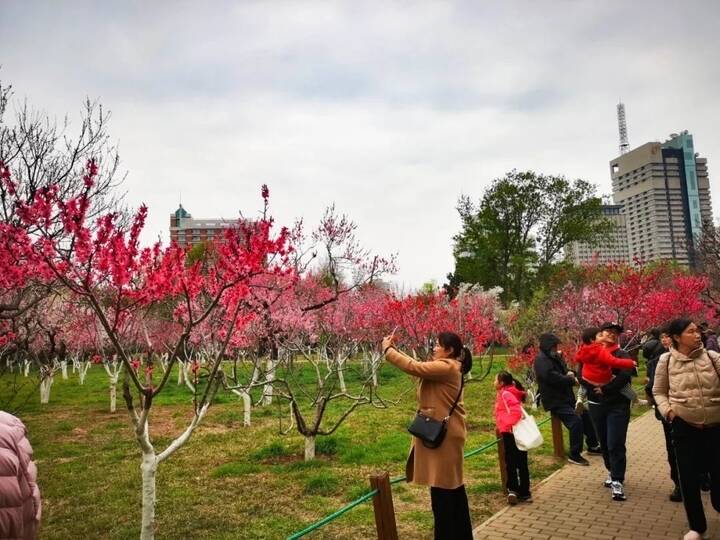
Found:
[449,170,611,305]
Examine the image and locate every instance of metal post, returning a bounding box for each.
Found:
[369,472,398,540]
[551,415,565,459]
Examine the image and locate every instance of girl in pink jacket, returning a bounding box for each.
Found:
[0,412,41,539]
[494,370,531,505]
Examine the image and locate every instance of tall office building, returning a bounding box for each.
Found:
[169,205,236,247]
[609,131,712,267]
[566,204,629,264]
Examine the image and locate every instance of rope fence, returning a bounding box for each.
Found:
[287,415,554,539]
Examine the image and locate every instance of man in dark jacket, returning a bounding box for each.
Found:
[580,322,634,502]
[701,325,720,353]
[534,333,589,466]
[642,329,666,375]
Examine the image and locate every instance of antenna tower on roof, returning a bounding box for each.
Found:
[617,102,630,155]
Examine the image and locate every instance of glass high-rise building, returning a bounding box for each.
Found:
[608,131,712,267]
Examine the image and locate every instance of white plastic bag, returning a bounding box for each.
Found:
[512,409,543,451]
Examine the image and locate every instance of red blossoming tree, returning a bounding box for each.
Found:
[2,158,291,539]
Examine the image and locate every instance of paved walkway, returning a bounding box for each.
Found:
[473,410,720,540]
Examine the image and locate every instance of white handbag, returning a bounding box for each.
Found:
[512,408,544,451]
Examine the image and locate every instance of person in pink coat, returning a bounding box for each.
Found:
[494,370,532,505]
[0,411,41,539]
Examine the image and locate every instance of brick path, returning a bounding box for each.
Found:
[473,410,720,539]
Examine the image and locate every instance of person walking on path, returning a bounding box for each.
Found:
[580,322,634,502]
[701,323,720,353]
[533,333,589,466]
[652,318,720,540]
[494,370,532,505]
[0,411,41,540]
[644,327,682,502]
[381,331,473,540]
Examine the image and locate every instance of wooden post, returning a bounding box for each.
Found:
[496,430,508,494]
[551,415,565,459]
[369,472,398,540]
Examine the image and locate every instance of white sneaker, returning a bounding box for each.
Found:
[682,531,701,540]
[603,472,612,488]
[611,481,626,501]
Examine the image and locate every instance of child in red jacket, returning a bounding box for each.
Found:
[575,327,636,386]
[494,370,531,505]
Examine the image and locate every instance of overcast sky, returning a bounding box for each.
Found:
[2,1,719,289]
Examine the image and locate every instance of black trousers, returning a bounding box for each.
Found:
[671,417,720,534]
[551,405,584,457]
[430,484,473,540]
[587,401,630,483]
[659,416,679,486]
[581,409,599,448]
[502,432,530,496]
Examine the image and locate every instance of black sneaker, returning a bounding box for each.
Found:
[518,494,533,503]
[567,455,590,466]
[507,491,518,505]
[587,446,603,455]
[701,475,711,492]
[670,485,683,502]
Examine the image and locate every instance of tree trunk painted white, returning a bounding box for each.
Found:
[369,351,382,388]
[241,390,252,426]
[337,357,347,393]
[304,435,316,461]
[61,361,68,379]
[183,363,196,394]
[261,357,275,406]
[105,362,120,413]
[40,375,53,404]
[160,353,169,374]
[177,361,185,385]
[250,357,261,386]
[231,389,252,426]
[78,362,90,385]
[110,380,117,413]
[23,360,31,377]
[140,450,158,540]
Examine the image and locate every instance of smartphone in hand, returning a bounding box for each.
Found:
[390,326,399,344]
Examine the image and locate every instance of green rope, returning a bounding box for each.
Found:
[286,489,379,540]
[287,414,553,539]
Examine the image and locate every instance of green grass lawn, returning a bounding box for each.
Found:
[0,357,648,539]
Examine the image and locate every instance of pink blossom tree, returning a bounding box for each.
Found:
[2,159,291,539]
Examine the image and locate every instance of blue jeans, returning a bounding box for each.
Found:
[587,401,630,482]
[551,405,583,458]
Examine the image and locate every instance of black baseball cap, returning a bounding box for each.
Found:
[599,322,624,333]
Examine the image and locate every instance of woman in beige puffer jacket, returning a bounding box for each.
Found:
[653,318,720,540]
[0,411,41,539]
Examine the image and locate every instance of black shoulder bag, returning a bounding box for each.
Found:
[407,375,464,449]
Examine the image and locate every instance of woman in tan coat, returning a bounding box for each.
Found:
[653,318,720,540]
[381,331,472,540]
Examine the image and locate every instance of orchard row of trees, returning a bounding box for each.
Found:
[2,79,718,539]
[0,80,505,538]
